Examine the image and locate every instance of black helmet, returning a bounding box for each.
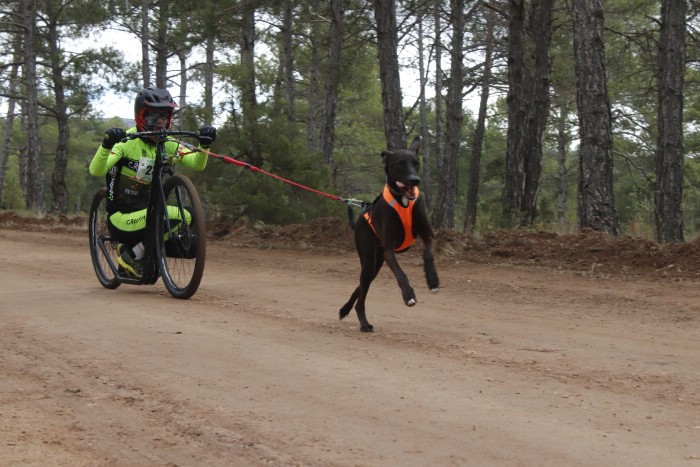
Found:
[134,87,178,131]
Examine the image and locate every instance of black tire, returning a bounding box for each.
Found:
[155,175,206,299]
[88,188,121,289]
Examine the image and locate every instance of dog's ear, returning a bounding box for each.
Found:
[408,136,421,154]
[381,150,393,164]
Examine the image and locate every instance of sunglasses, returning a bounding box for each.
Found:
[144,111,171,126]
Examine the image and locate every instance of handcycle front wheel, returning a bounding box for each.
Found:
[88,187,121,289]
[156,174,206,299]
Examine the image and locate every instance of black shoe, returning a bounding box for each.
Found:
[117,246,144,278]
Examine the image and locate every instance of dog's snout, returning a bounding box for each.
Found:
[409,175,421,186]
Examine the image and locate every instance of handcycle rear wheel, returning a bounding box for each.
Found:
[88,187,121,289]
[156,174,206,299]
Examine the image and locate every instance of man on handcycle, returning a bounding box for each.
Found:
[89,86,217,278]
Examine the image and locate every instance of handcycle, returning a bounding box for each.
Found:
[88,129,207,299]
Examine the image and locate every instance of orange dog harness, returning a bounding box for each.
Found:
[363,184,418,252]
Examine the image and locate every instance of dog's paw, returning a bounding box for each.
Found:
[401,286,418,306]
[430,287,439,293]
[361,324,374,332]
[402,288,417,306]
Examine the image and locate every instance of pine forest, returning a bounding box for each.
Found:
[0,0,698,243]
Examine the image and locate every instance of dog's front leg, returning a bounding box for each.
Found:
[414,204,440,293]
[422,235,440,292]
[383,250,416,306]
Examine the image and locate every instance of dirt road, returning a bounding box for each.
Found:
[1,227,699,466]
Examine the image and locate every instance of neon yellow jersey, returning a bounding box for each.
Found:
[89,127,207,213]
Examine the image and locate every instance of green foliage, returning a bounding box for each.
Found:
[199,16,390,225]
[331,61,388,200]
[195,117,342,225]
[2,154,26,210]
[473,119,508,233]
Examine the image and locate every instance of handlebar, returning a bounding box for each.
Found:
[121,130,200,142]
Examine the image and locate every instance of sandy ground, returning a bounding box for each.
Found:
[1,227,699,466]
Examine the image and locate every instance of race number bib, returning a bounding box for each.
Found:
[135,156,154,182]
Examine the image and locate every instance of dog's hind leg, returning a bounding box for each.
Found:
[339,261,382,332]
[353,259,383,332]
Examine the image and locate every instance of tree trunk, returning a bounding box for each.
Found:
[573,0,619,235]
[306,0,321,153]
[433,2,444,194]
[178,52,188,127]
[503,0,553,228]
[22,0,45,213]
[432,0,465,230]
[154,0,170,88]
[655,0,686,244]
[320,0,345,167]
[418,16,432,209]
[283,0,296,122]
[141,0,150,86]
[502,0,526,228]
[0,95,17,209]
[18,141,28,207]
[465,9,494,235]
[521,0,554,227]
[0,34,21,208]
[272,56,285,120]
[555,104,571,229]
[241,1,262,167]
[373,0,406,150]
[46,8,69,215]
[203,35,215,123]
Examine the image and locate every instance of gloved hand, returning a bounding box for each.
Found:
[198,125,217,147]
[102,128,126,149]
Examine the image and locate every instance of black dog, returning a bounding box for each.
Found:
[340,136,440,332]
